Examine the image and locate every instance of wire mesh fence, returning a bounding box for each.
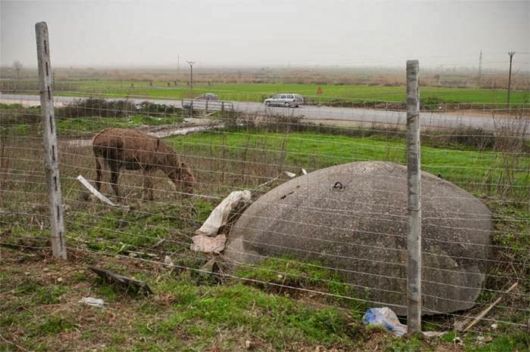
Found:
[1,57,529,349]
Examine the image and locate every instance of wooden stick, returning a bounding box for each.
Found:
[89,266,153,295]
[406,59,422,333]
[463,282,518,332]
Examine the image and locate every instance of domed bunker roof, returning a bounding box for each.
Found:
[225,161,492,315]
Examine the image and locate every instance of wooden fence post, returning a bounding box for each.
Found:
[406,59,421,333]
[35,22,67,259]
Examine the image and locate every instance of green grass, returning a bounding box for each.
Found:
[65,201,212,253]
[33,316,75,336]
[467,334,530,352]
[167,130,530,199]
[0,199,214,264]
[141,281,356,350]
[0,102,185,137]
[235,256,366,311]
[4,114,185,136]
[0,251,361,351]
[1,118,529,350]
[2,249,527,351]
[59,80,530,105]
[385,336,422,352]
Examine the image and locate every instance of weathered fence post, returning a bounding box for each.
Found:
[406,59,421,333]
[35,22,67,259]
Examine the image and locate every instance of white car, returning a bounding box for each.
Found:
[264,94,304,108]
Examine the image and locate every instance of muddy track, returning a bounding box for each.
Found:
[62,122,222,148]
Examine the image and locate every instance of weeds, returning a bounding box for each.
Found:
[0,100,186,137]
[0,249,363,351]
[235,257,367,312]
[166,129,530,204]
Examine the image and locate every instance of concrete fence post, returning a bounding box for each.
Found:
[35,22,67,259]
[406,59,421,333]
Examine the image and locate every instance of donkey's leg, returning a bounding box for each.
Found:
[109,162,121,200]
[95,157,103,192]
[142,169,154,201]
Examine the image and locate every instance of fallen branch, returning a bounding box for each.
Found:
[0,333,28,352]
[151,238,166,249]
[89,266,153,295]
[462,282,518,332]
[254,174,281,191]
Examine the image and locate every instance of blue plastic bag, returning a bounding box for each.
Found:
[362,307,407,336]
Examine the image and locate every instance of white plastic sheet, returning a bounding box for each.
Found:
[195,190,251,237]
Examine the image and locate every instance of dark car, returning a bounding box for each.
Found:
[183,93,219,108]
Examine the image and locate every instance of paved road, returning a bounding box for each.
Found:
[1,93,528,136]
[234,101,526,133]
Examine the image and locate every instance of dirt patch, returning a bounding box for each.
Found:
[0,246,479,352]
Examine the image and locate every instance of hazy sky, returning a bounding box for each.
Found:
[1,0,528,69]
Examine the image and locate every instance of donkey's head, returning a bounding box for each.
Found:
[180,162,196,195]
[168,162,196,196]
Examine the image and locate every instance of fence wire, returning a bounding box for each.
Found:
[1,75,529,346]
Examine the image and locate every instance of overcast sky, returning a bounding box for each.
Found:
[1,0,528,70]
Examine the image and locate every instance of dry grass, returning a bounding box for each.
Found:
[2,66,529,90]
[0,246,474,352]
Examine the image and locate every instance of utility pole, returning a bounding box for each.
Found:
[478,50,482,83]
[507,51,515,109]
[187,61,195,91]
[177,54,180,80]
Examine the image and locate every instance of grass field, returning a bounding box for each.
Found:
[62,80,530,105]
[0,102,186,136]
[167,130,530,200]
[1,111,529,350]
[5,248,527,351]
[3,78,527,106]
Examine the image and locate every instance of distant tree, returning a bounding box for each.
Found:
[13,61,23,80]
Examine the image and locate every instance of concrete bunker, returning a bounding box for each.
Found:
[224,161,492,315]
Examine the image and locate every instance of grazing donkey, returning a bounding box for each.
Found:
[92,128,195,200]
